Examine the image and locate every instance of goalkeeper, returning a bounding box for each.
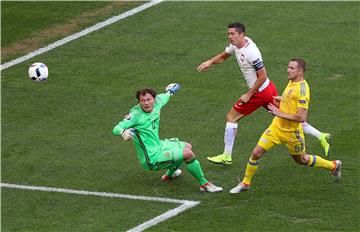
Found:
[112,84,223,193]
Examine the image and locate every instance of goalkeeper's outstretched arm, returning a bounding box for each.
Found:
[156,83,182,108]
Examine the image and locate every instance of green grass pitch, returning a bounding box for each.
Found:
[1,1,359,231]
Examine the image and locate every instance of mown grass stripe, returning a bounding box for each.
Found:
[0,0,164,71]
[1,182,200,232]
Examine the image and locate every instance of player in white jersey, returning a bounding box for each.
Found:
[196,22,330,165]
[225,37,269,91]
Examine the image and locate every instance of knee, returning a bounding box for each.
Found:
[226,109,244,123]
[251,146,264,160]
[251,152,261,160]
[226,113,235,123]
[300,154,310,165]
[183,148,195,161]
[293,154,308,165]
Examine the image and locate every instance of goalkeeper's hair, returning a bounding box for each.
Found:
[289,58,306,72]
[136,88,157,101]
[228,22,245,34]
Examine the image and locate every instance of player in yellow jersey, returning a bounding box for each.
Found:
[229,58,342,193]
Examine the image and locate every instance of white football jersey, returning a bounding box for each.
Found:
[225,36,267,90]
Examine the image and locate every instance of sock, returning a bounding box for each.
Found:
[301,122,321,138]
[307,155,336,170]
[165,165,180,177]
[242,157,260,186]
[224,122,238,156]
[186,159,208,185]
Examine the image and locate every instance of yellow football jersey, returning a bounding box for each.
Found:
[272,80,310,131]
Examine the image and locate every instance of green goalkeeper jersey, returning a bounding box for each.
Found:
[112,93,171,169]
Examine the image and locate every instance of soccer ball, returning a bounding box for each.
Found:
[28,62,48,81]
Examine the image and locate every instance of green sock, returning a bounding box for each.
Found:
[186,159,208,185]
[165,165,180,177]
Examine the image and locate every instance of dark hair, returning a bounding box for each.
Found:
[289,58,306,72]
[136,88,157,101]
[228,22,246,34]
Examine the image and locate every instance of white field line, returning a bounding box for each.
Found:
[127,201,200,232]
[0,0,164,71]
[1,183,200,232]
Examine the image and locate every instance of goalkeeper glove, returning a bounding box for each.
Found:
[122,128,135,141]
[166,83,181,95]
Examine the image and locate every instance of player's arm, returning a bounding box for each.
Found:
[197,51,230,72]
[113,113,137,140]
[239,66,267,103]
[155,93,171,108]
[272,96,283,108]
[156,83,182,108]
[268,104,308,122]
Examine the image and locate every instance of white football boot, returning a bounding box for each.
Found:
[332,160,342,182]
[199,182,223,193]
[161,169,182,181]
[229,182,250,194]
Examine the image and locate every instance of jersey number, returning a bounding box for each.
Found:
[294,144,304,153]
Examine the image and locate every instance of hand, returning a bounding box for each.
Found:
[166,83,181,95]
[267,103,280,116]
[273,96,283,108]
[122,128,135,141]
[196,60,212,72]
[239,92,252,104]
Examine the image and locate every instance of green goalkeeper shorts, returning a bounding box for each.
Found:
[151,138,186,170]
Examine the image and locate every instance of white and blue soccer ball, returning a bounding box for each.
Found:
[28,62,48,81]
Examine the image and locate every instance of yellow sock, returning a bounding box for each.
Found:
[242,157,259,186]
[307,155,335,170]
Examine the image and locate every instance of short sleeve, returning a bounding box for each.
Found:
[225,44,235,54]
[245,46,264,71]
[112,111,138,135]
[297,82,310,110]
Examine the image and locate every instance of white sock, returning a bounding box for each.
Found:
[301,122,321,138]
[224,122,238,156]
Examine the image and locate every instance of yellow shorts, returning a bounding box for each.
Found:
[257,123,305,155]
